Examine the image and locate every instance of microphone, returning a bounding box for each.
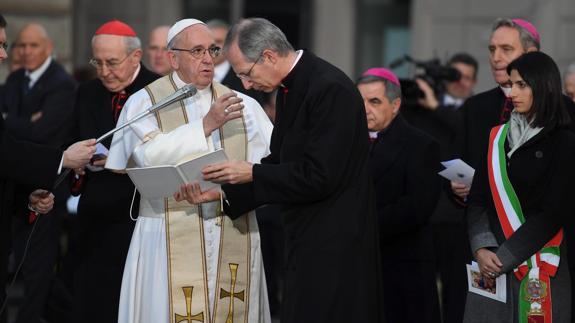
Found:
[52,84,198,189]
[96,84,198,142]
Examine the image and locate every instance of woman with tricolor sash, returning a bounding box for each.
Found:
[464,51,573,323]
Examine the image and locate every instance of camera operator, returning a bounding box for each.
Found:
[416,53,478,111]
[401,52,478,323]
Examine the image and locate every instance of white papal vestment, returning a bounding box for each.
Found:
[106,72,272,323]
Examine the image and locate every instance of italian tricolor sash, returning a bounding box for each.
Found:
[488,123,563,323]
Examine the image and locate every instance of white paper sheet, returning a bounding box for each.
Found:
[438,158,475,186]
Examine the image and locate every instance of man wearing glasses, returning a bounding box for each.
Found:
[105,19,272,323]
[200,18,383,323]
[70,19,159,323]
[0,22,77,323]
[0,14,96,323]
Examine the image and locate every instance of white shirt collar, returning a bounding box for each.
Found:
[214,60,230,83]
[443,93,464,108]
[499,85,512,97]
[26,56,52,88]
[280,50,303,88]
[288,50,303,74]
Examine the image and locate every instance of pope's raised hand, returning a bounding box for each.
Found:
[202,92,244,136]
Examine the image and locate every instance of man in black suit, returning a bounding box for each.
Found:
[460,19,541,179]
[0,22,77,323]
[405,52,479,323]
[357,67,441,323]
[0,13,96,323]
[198,18,382,323]
[69,20,159,323]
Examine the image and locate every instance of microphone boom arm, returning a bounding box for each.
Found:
[52,84,197,189]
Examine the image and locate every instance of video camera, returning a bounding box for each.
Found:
[389,55,461,107]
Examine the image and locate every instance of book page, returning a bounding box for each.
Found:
[126,165,182,199]
[177,149,228,192]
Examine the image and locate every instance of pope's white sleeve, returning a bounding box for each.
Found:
[131,119,210,167]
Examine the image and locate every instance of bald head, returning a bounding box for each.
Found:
[17,23,53,71]
[147,25,171,75]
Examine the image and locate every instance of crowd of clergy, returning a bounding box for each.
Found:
[0,11,574,323]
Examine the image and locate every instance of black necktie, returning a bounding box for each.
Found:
[23,75,31,95]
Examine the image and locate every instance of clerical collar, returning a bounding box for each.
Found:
[499,85,512,97]
[129,64,141,89]
[117,63,142,95]
[26,56,52,88]
[281,50,303,88]
[214,60,230,83]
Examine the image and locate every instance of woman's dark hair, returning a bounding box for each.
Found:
[506,51,570,128]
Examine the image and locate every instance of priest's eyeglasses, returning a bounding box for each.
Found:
[89,54,131,71]
[171,46,221,59]
[236,53,263,81]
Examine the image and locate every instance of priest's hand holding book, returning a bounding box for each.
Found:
[172,160,254,205]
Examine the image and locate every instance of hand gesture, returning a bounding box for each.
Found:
[202,161,254,184]
[475,248,503,279]
[31,111,43,122]
[202,92,244,136]
[173,182,221,205]
[63,139,96,169]
[415,78,439,110]
[451,180,470,199]
[28,189,54,214]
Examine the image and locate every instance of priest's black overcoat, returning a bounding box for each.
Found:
[224,51,383,323]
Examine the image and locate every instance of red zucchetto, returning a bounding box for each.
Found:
[94,20,137,37]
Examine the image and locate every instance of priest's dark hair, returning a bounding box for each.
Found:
[356,75,402,102]
[506,51,570,128]
[223,18,294,62]
[0,14,6,28]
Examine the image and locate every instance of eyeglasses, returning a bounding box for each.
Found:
[89,53,132,71]
[236,53,263,81]
[170,46,221,59]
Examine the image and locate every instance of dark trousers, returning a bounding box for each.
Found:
[0,211,10,323]
[11,205,61,323]
[255,204,284,316]
[381,260,441,323]
[432,222,472,323]
[70,212,135,323]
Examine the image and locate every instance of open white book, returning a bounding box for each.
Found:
[126,149,228,199]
